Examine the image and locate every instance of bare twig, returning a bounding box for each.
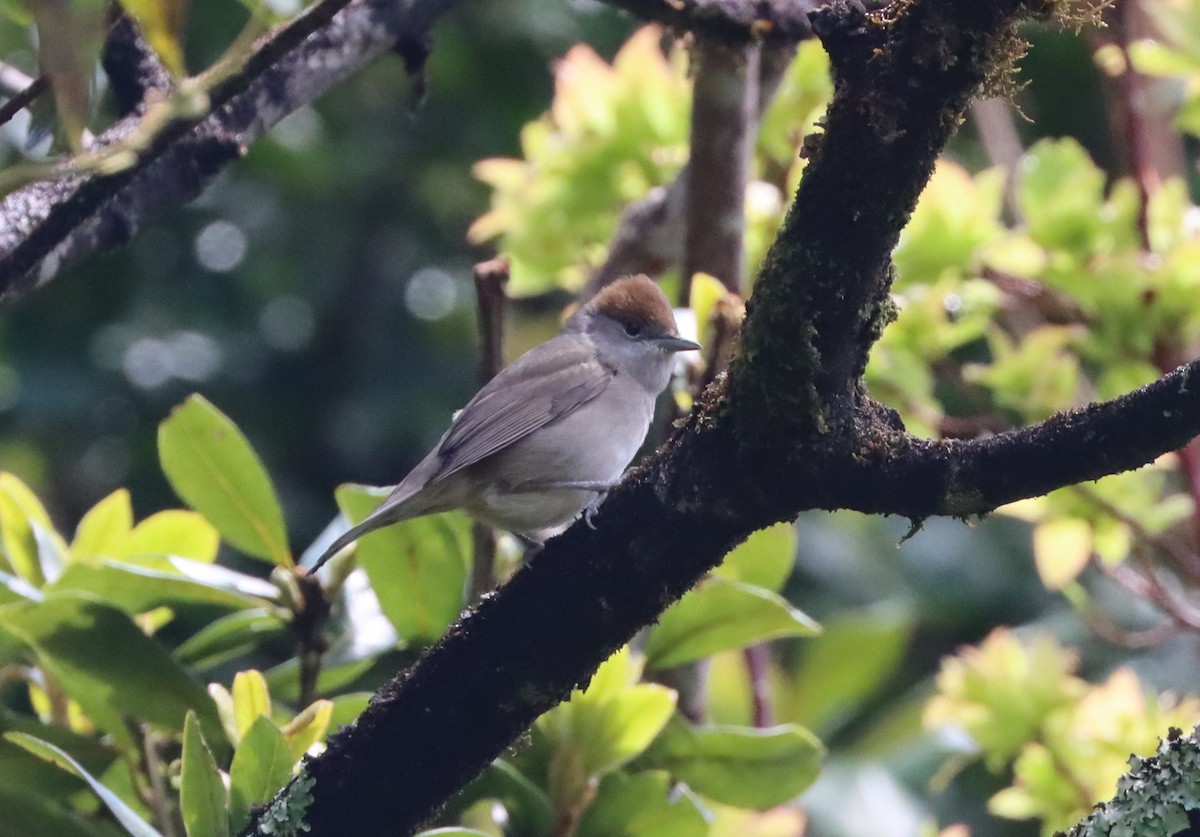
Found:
[0,75,47,131]
[969,97,1023,220]
[681,38,760,299]
[744,643,774,727]
[294,571,332,709]
[140,727,181,837]
[583,42,798,301]
[1080,600,1176,649]
[470,258,509,601]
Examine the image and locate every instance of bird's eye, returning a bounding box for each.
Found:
[623,322,643,338]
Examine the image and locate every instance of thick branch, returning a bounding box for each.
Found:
[828,360,1200,519]
[727,0,1051,441]
[0,0,459,301]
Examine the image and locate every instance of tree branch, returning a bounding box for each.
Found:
[599,0,817,45]
[245,1,1075,833]
[0,0,461,302]
[825,359,1200,519]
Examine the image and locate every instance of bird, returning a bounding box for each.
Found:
[308,274,701,574]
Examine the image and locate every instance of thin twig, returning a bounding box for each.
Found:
[295,571,332,708]
[1097,549,1200,631]
[583,42,796,300]
[969,97,1024,221]
[470,258,509,602]
[1078,485,1200,585]
[0,75,47,131]
[1080,600,1176,649]
[681,37,760,300]
[140,727,181,837]
[743,643,774,727]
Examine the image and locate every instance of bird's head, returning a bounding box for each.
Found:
[576,274,701,388]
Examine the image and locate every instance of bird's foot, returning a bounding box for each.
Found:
[583,489,611,530]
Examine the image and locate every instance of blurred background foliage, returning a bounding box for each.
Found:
[3,0,1200,835]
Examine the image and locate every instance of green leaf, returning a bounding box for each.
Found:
[121,511,221,564]
[644,577,820,670]
[781,604,914,732]
[281,699,334,762]
[48,558,270,613]
[174,608,287,670]
[0,707,114,799]
[455,759,555,837]
[714,523,796,593]
[0,786,103,837]
[542,648,677,811]
[264,656,375,703]
[327,692,372,728]
[181,711,230,837]
[415,830,494,836]
[577,770,708,837]
[336,485,471,642]
[0,594,223,750]
[639,716,824,809]
[70,489,133,560]
[4,733,163,837]
[229,716,294,832]
[232,670,272,739]
[27,0,107,152]
[158,395,292,567]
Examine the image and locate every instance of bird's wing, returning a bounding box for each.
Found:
[431,336,614,482]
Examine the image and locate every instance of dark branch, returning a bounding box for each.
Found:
[600,0,817,44]
[831,359,1200,519]
[0,74,47,131]
[0,0,461,302]
[102,9,174,117]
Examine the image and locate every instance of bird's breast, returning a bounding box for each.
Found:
[465,376,656,534]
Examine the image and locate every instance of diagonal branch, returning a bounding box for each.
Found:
[0,0,460,302]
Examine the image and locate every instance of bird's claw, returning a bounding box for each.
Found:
[584,490,609,530]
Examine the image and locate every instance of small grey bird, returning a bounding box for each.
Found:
[309,274,700,573]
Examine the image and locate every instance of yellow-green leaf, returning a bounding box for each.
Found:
[158,395,291,567]
[715,523,796,593]
[120,0,187,76]
[281,699,333,762]
[1033,518,1093,590]
[644,578,821,670]
[121,510,221,563]
[71,489,133,560]
[232,670,271,739]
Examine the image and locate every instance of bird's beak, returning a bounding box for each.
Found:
[656,335,702,353]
